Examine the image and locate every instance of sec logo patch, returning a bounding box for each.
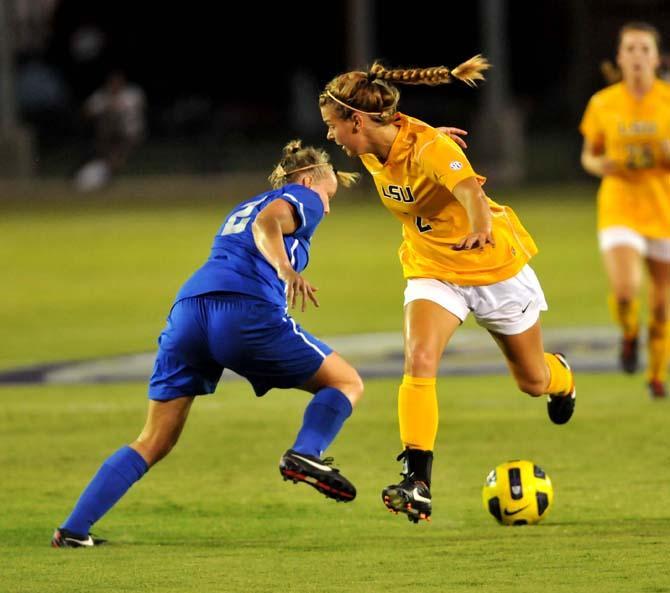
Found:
[450,161,463,171]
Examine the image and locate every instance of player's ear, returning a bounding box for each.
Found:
[300,175,313,188]
[352,113,363,132]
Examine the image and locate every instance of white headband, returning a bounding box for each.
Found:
[325,90,383,116]
[283,163,331,176]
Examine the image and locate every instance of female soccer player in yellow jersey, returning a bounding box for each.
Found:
[580,22,670,398]
[319,56,576,523]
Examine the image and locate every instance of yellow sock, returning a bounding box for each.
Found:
[647,320,669,382]
[608,294,639,339]
[544,353,573,395]
[398,375,438,450]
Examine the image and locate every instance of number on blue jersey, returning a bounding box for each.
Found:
[221,198,266,236]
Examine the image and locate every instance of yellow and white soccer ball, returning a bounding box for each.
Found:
[482,460,554,525]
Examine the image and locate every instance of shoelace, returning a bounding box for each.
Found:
[320,457,341,473]
[393,450,429,487]
[395,449,413,480]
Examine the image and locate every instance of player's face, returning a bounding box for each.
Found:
[305,166,338,215]
[617,30,660,81]
[319,167,338,214]
[320,105,366,157]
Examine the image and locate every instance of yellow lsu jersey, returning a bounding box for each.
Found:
[359,113,537,286]
[580,80,670,238]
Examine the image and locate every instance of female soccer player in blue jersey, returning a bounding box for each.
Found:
[52,140,363,547]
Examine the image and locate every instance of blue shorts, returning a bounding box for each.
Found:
[148,294,332,400]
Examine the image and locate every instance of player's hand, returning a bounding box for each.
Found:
[436,126,468,149]
[452,231,495,251]
[279,267,319,311]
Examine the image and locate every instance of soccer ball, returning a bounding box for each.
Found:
[482,460,553,525]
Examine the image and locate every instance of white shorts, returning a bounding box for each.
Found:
[598,226,670,262]
[404,265,548,336]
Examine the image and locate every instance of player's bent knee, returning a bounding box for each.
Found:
[347,372,365,406]
[517,376,546,397]
[404,347,440,376]
[334,370,364,407]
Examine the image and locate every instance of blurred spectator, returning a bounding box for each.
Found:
[74,71,146,191]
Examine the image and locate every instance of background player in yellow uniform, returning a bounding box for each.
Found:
[580,22,670,398]
[319,57,576,523]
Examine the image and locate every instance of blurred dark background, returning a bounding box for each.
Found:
[2,0,670,183]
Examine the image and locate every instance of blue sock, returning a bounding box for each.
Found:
[61,446,148,536]
[292,387,353,458]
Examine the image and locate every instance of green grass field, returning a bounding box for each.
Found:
[0,177,608,369]
[2,178,669,593]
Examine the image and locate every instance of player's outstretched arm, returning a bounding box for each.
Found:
[451,176,495,251]
[252,199,319,311]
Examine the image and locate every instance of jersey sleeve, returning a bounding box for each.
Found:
[579,95,604,146]
[277,185,324,236]
[416,134,484,192]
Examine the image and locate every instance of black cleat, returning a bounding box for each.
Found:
[648,379,667,399]
[382,448,433,523]
[547,352,576,425]
[51,528,107,548]
[382,478,432,523]
[620,336,639,374]
[279,449,356,502]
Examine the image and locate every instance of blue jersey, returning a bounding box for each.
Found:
[176,184,325,308]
